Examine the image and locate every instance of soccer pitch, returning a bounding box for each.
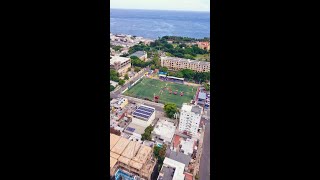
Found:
[123,78,196,107]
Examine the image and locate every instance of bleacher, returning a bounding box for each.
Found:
[159,74,184,84]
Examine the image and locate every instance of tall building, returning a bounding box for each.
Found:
[178,103,203,135]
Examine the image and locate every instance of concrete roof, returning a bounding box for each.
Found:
[181,103,193,112]
[125,122,146,135]
[181,103,202,115]
[198,92,206,100]
[130,51,146,57]
[110,56,130,65]
[163,158,185,180]
[168,150,192,167]
[191,105,202,115]
[110,134,121,150]
[111,137,130,155]
[160,166,175,180]
[153,120,176,141]
[180,138,195,155]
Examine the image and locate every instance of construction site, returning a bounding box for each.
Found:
[110,134,157,180]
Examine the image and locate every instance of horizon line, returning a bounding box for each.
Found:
[110,8,210,13]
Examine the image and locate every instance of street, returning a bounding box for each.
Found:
[199,118,210,180]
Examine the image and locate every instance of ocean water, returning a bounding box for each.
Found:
[110,9,210,39]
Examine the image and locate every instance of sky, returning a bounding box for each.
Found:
[110,0,210,12]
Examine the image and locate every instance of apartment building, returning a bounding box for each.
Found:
[178,103,203,136]
[160,57,210,72]
[110,56,131,76]
[110,134,156,180]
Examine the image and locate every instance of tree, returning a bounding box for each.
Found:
[141,125,154,141]
[124,74,129,80]
[204,83,210,91]
[118,79,125,86]
[164,103,178,118]
[134,67,141,72]
[153,144,167,168]
[110,85,115,92]
[113,45,123,52]
[150,64,156,70]
[180,69,195,80]
[175,71,184,78]
[159,67,168,73]
[110,69,120,82]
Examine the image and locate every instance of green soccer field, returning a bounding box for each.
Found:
[123,78,196,107]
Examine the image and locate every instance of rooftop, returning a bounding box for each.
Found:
[172,135,181,149]
[191,105,202,115]
[124,122,146,135]
[130,51,146,57]
[159,166,175,180]
[121,141,141,159]
[163,158,185,180]
[168,150,192,167]
[110,134,121,150]
[153,119,176,141]
[180,138,196,155]
[181,103,202,115]
[111,137,130,155]
[161,56,210,66]
[110,56,130,65]
[184,172,193,180]
[132,105,155,121]
[198,92,206,100]
[109,134,154,172]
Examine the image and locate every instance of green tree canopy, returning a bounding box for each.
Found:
[118,79,125,86]
[164,103,178,118]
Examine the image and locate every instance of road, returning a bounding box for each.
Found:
[110,68,149,99]
[199,117,210,180]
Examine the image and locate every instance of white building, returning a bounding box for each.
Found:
[178,103,203,136]
[152,118,176,145]
[157,158,185,180]
[131,105,155,128]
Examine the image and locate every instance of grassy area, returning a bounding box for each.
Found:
[123,78,196,107]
